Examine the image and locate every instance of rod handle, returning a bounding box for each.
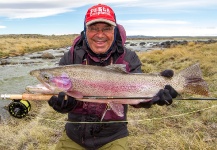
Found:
[22,94,54,100]
[1,94,54,100]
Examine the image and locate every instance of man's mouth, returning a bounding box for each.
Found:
[94,40,106,46]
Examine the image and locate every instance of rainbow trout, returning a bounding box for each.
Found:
[30,63,209,104]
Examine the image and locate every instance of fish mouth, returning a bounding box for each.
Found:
[26,84,56,94]
[42,82,55,91]
[30,70,55,92]
[36,76,55,92]
[29,70,37,77]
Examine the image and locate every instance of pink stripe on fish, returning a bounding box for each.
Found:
[76,79,149,96]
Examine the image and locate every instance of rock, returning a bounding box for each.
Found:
[160,40,188,48]
[180,40,188,45]
[41,52,55,59]
[196,39,217,44]
[125,41,130,45]
[0,59,10,65]
[139,42,146,46]
[130,43,137,46]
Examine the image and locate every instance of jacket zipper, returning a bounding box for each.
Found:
[100,103,111,121]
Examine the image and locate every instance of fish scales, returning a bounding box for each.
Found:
[29,63,209,104]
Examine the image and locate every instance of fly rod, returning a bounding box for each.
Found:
[1,93,216,118]
[1,94,217,101]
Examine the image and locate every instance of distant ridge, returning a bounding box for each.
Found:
[0,34,216,40]
[0,34,79,39]
[127,35,217,39]
[127,35,154,38]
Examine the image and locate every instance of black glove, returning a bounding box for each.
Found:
[160,69,174,78]
[151,85,178,106]
[48,92,77,113]
[134,85,178,108]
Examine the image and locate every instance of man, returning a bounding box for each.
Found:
[48,3,178,150]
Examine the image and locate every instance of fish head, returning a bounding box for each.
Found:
[30,69,72,92]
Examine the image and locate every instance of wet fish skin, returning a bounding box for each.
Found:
[30,63,209,104]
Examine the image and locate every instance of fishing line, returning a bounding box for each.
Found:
[25,104,217,124]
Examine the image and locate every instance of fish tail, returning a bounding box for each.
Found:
[178,63,209,96]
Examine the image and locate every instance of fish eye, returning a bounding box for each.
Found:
[42,73,51,81]
[44,75,49,80]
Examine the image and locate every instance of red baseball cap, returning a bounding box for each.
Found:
[85,4,116,26]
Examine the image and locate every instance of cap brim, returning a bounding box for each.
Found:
[86,19,116,26]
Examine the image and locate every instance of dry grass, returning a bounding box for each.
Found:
[0,34,78,58]
[0,39,217,150]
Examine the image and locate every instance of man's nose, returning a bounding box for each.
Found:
[95,30,105,37]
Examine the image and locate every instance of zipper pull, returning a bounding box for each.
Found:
[100,103,111,121]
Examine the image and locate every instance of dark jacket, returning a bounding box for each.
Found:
[59,26,142,149]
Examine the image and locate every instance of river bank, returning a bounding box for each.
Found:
[1,38,217,65]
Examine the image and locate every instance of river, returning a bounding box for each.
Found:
[0,52,60,121]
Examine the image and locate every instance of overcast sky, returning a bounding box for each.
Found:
[0,0,217,36]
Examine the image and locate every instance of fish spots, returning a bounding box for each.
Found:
[79,79,146,96]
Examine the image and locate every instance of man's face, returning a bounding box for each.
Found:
[86,23,115,54]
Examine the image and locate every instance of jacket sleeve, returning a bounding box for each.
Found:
[59,51,73,65]
[124,49,142,73]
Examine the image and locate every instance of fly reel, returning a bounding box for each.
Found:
[8,100,31,118]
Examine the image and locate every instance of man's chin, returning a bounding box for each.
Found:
[92,47,108,54]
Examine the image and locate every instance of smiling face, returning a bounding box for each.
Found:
[86,22,115,54]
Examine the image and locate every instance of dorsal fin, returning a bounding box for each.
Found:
[105,64,128,73]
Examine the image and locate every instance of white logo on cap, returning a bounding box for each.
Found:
[90,7,111,16]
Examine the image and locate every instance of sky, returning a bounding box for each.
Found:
[0,0,217,36]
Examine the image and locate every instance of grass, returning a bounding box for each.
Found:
[0,37,217,150]
[0,34,78,58]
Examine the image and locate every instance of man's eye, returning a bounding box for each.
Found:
[90,27,98,31]
[103,27,111,31]
[103,27,114,33]
[87,26,113,33]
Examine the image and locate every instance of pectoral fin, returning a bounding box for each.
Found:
[66,90,83,99]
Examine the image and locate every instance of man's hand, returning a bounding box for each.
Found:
[48,92,77,113]
[153,69,177,105]
[151,85,178,106]
[160,69,174,78]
